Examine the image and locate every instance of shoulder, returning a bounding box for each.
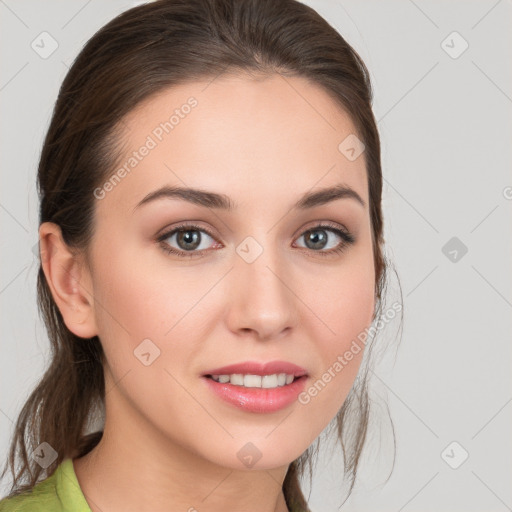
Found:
[0,458,89,512]
[0,470,60,512]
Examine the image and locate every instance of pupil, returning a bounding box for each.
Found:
[306,230,326,250]
[178,230,200,250]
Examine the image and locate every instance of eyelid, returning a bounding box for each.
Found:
[155,220,218,240]
[156,220,349,243]
[296,220,351,238]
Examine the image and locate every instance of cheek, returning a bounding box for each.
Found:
[298,251,375,418]
[91,225,176,326]
[90,246,217,375]
[312,276,373,372]
[309,247,376,347]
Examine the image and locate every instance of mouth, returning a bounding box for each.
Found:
[201,361,309,413]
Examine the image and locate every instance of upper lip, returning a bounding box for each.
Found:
[203,360,308,377]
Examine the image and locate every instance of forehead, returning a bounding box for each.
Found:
[99,73,368,215]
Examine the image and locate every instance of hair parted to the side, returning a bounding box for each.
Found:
[1,0,402,510]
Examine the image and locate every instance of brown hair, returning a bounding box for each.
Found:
[1,0,400,509]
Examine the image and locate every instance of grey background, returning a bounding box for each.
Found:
[1,0,511,510]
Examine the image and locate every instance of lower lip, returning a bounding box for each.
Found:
[202,375,308,413]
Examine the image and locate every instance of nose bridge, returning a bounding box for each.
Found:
[229,232,298,338]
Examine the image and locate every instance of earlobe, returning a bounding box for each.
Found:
[38,222,98,339]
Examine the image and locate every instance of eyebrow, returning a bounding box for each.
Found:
[133,183,366,212]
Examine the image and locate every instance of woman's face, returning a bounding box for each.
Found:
[72,73,375,470]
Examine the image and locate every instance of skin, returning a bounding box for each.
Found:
[39,73,376,512]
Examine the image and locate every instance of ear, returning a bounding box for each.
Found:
[38,222,98,339]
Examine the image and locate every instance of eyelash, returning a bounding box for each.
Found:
[156,222,355,259]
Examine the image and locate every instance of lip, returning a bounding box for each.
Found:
[202,374,308,413]
[202,360,308,378]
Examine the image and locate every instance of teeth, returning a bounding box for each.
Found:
[230,374,244,386]
[210,373,297,388]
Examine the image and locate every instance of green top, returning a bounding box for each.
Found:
[0,459,307,511]
[0,458,91,512]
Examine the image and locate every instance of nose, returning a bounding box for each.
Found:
[225,238,300,341]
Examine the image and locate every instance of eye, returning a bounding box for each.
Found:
[156,221,355,259]
[157,223,220,258]
[293,222,355,257]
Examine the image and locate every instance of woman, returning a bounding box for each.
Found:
[0,0,399,510]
